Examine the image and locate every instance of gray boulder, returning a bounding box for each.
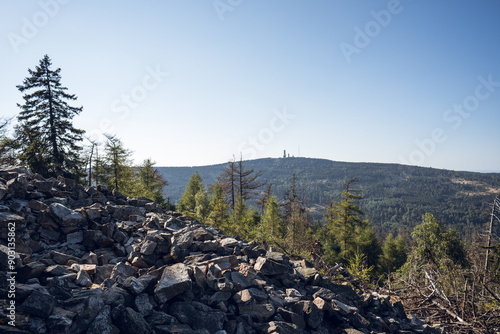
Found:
[86,305,119,334]
[21,290,55,318]
[154,263,192,304]
[49,203,85,227]
[169,301,226,333]
[114,307,151,334]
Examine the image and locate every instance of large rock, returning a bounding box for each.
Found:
[34,180,54,193]
[49,203,85,227]
[70,296,105,334]
[111,205,146,221]
[154,263,192,304]
[266,321,303,334]
[52,251,81,265]
[21,290,55,318]
[46,307,76,333]
[170,231,194,261]
[110,262,137,283]
[135,293,154,316]
[86,305,119,334]
[0,212,25,227]
[0,182,7,201]
[114,307,151,334]
[254,256,290,276]
[7,176,28,198]
[239,303,276,322]
[292,300,323,329]
[140,239,157,255]
[169,301,226,333]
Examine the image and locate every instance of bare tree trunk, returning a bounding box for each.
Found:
[483,197,498,295]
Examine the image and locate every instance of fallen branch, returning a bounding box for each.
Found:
[484,284,500,303]
[431,300,469,325]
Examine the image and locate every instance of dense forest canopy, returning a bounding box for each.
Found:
[157,157,500,237]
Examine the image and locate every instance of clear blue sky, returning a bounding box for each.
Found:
[1,0,499,171]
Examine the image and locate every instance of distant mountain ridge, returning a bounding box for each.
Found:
[157,157,500,236]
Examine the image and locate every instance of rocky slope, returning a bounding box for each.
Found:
[0,167,441,334]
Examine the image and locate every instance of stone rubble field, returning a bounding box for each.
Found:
[0,168,441,334]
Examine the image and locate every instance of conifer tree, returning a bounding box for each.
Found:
[325,178,364,261]
[15,55,85,179]
[380,233,407,274]
[0,118,16,168]
[324,178,381,271]
[178,171,204,215]
[230,194,247,236]
[137,159,168,203]
[103,134,135,194]
[282,174,312,255]
[195,188,211,223]
[408,212,469,270]
[208,181,229,229]
[259,195,284,246]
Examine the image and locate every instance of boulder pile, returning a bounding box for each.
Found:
[0,168,441,334]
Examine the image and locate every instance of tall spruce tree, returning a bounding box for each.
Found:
[324,178,381,269]
[103,134,135,194]
[137,158,168,203]
[178,171,204,215]
[208,180,229,229]
[15,55,85,179]
[325,178,364,260]
[282,174,312,255]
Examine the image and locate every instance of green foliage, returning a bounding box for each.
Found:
[207,181,229,229]
[356,222,382,270]
[102,135,135,195]
[136,159,169,208]
[0,118,17,168]
[403,213,469,273]
[178,171,204,215]
[282,174,313,256]
[156,158,500,237]
[230,194,247,236]
[347,251,375,284]
[258,195,285,246]
[380,233,407,274]
[15,55,85,179]
[321,179,382,280]
[195,187,211,223]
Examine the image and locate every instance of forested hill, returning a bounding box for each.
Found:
[157,158,500,236]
